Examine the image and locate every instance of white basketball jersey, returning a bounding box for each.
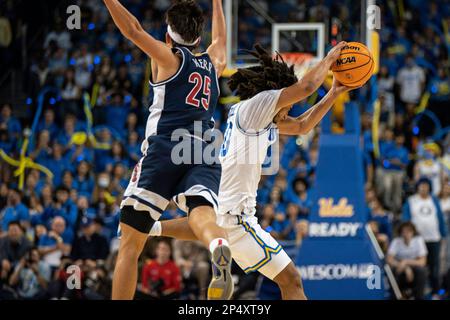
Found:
[218,90,282,216]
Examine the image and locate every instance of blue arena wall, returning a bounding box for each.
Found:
[295,102,385,299]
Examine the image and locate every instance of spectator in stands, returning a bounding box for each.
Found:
[60,68,81,118]
[0,221,31,269]
[387,222,428,299]
[105,93,128,133]
[57,114,77,147]
[8,247,51,299]
[439,181,450,278]
[127,131,141,165]
[44,142,70,187]
[44,22,72,50]
[73,161,95,196]
[41,186,77,232]
[71,217,109,262]
[173,240,209,300]
[368,199,393,252]
[140,239,181,300]
[378,130,409,213]
[38,216,73,272]
[110,163,128,196]
[260,204,275,231]
[29,130,52,163]
[0,103,21,142]
[37,109,59,142]
[414,143,444,196]
[402,178,448,297]
[1,188,30,233]
[396,54,426,109]
[377,66,395,127]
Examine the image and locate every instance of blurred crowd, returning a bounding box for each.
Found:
[0,0,450,300]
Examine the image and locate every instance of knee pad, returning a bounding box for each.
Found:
[186,196,213,214]
[120,205,156,234]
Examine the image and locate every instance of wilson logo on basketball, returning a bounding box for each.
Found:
[318,198,354,217]
[342,45,360,51]
[336,56,356,66]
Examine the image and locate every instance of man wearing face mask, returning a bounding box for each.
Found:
[97,173,110,190]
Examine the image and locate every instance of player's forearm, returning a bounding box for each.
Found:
[103,0,143,39]
[211,0,226,46]
[291,88,339,134]
[276,56,335,109]
[296,56,334,95]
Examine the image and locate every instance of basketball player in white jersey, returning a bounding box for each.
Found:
[149,43,360,299]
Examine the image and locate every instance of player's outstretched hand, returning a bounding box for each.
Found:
[326,41,347,63]
[331,76,362,94]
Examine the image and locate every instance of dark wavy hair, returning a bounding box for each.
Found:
[228,44,298,100]
[397,221,419,237]
[166,0,204,49]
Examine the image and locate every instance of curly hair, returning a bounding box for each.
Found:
[166,0,204,48]
[228,44,298,100]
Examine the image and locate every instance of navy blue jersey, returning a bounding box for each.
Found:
[142,46,220,153]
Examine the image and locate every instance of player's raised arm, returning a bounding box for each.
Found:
[103,0,177,68]
[207,0,227,77]
[275,41,347,111]
[277,77,359,135]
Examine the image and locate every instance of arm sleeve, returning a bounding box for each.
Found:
[237,89,283,131]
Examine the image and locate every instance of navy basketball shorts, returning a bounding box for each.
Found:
[120,137,221,233]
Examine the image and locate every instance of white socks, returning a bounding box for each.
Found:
[149,221,162,236]
[209,238,229,254]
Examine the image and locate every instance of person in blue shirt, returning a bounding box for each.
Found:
[56,114,77,148]
[100,140,129,173]
[271,203,302,241]
[110,163,128,196]
[378,131,410,212]
[40,186,77,233]
[38,216,73,270]
[284,177,312,219]
[72,160,95,196]
[1,189,30,233]
[66,139,94,165]
[0,127,14,154]
[0,103,22,142]
[368,199,393,253]
[42,142,71,187]
[37,109,59,141]
[126,131,141,166]
[100,22,121,54]
[429,67,450,103]
[29,130,53,166]
[105,93,129,133]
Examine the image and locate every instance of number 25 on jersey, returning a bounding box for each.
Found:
[185,72,211,110]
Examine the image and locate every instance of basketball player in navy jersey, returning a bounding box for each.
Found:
[103,0,233,300]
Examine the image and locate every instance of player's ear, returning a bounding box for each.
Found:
[165,33,172,46]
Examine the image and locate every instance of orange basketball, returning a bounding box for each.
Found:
[331,42,374,87]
